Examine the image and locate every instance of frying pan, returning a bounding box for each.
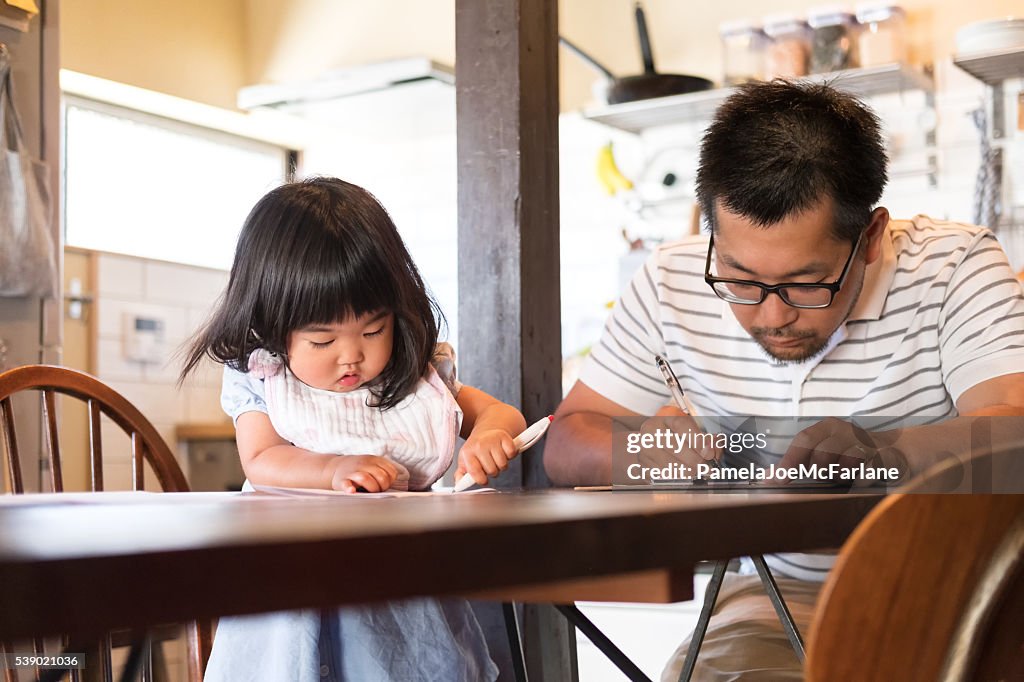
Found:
[561,1,713,105]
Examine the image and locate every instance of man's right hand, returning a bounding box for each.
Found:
[638,405,721,475]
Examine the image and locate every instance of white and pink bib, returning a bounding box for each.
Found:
[248,349,462,491]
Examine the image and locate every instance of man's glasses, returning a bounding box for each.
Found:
[704,230,864,309]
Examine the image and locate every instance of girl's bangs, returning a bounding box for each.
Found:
[279,236,397,331]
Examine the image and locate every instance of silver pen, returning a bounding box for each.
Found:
[654,355,719,469]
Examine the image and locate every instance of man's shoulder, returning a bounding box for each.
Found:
[886,215,997,279]
[890,215,990,247]
[639,236,712,297]
[647,235,711,273]
[654,234,711,258]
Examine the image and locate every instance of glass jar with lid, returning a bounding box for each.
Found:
[719,19,768,85]
[807,5,860,73]
[763,14,811,78]
[856,3,907,66]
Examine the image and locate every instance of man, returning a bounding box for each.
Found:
[545,81,1024,680]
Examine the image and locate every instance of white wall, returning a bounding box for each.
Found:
[90,252,228,487]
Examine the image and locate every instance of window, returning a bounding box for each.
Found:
[63,97,290,270]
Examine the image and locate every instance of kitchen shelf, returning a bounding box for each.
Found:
[176,422,236,442]
[582,63,934,134]
[953,47,1024,85]
[952,45,1022,235]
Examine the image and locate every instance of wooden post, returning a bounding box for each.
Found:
[456,0,574,679]
[455,0,561,488]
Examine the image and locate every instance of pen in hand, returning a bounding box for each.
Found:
[452,415,554,492]
[653,355,720,468]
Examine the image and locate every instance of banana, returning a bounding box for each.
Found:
[595,142,634,195]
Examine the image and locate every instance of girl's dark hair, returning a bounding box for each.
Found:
[696,80,888,243]
[180,177,442,409]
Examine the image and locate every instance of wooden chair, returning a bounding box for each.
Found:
[0,365,213,682]
[805,451,1024,681]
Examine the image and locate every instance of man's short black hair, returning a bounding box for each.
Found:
[696,80,888,243]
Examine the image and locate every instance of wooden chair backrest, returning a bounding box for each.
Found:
[0,364,187,493]
[0,365,211,681]
[805,489,1024,682]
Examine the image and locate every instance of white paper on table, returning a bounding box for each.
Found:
[0,491,246,506]
[251,484,496,499]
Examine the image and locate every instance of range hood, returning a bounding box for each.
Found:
[237,57,455,138]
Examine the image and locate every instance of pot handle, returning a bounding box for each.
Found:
[635,1,656,74]
[559,36,616,81]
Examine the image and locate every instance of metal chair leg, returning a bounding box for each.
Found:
[502,602,529,682]
[678,560,729,682]
[555,604,652,682]
[750,555,805,662]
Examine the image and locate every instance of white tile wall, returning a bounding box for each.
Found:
[97,298,190,343]
[186,355,228,389]
[144,353,190,385]
[186,307,215,338]
[144,261,229,308]
[96,254,145,299]
[88,252,233,491]
[184,385,226,423]
[96,337,144,383]
[105,379,185,425]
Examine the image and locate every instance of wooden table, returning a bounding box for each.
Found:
[0,489,880,641]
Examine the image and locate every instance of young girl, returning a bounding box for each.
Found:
[181,177,526,681]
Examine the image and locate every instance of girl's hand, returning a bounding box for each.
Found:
[329,455,400,493]
[456,429,519,486]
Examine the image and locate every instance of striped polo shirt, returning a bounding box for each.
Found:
[580,215,1024,580]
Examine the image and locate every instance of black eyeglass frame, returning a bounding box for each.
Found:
[703,229,865,309]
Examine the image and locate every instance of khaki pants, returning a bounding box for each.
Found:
[661,574,823,682]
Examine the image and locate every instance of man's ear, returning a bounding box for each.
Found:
[864,207,889,264]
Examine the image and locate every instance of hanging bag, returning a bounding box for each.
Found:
[0,44,56,298]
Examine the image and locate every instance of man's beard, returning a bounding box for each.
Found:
[750,275,864,364]
[751,329,824,363]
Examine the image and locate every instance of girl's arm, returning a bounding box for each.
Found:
[235,411,400,492]
[455,386,527,485]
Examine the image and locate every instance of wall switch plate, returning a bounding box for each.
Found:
[122,313,166,363]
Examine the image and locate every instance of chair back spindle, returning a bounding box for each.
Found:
[1,396,22,493]
[87,399,102,491]
[42,389,64,492]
